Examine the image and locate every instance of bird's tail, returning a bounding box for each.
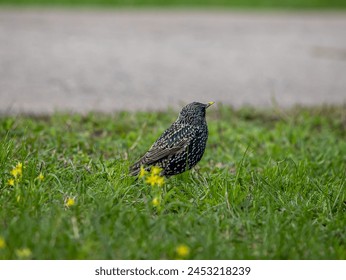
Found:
[129,161,141,176]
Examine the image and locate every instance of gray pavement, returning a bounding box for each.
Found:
[0,9,345,114]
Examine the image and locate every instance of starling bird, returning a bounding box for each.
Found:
[130,101,214,176]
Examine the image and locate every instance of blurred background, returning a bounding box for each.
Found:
[0,0,345,114]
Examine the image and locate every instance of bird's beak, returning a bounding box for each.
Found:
[206,101,215,108]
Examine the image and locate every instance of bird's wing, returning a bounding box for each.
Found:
[132,124,195,168]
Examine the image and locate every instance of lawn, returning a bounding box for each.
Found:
[0,0,346,9]
[0,105,345,259]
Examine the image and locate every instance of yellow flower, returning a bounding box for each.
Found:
[65,197,75,207]
[151,166,162,176]
[155,176,165,187]
[10,168,20,178]
[37,173,44,181]
[10,162,23,178]
[152,197,160,207]
[145,174,157,186]
[16,248,32,259]
[7,178,15,186]
[176,244,190,258]
[144,166,165,187]
[145,174,165,187]
[16,162,23,170]
[139,166,148,178]
[0,237,6,249]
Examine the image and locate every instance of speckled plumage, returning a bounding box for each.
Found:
[130,101,214,176]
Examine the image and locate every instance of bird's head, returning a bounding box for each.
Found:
[177,101,214,125]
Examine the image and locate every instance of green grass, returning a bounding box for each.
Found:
[0,105,345,259]
[1,0,346,9]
